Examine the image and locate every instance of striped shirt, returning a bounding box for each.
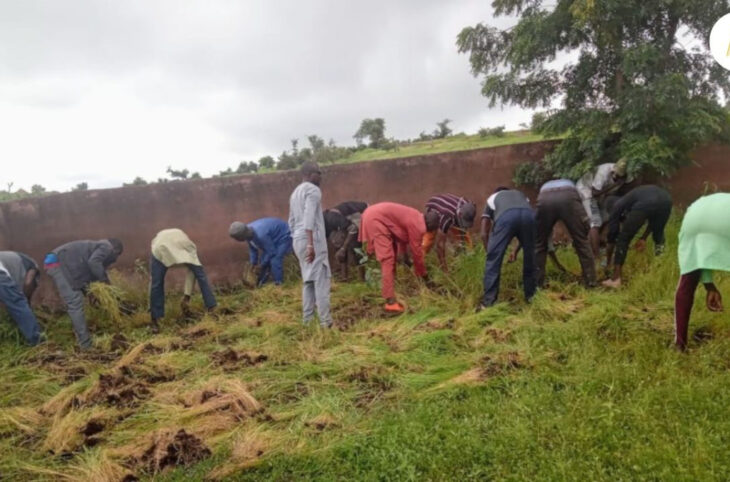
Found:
[425,193,470,233]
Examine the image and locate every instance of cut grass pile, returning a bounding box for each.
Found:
[1,216,729,481]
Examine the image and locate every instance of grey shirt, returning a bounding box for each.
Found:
[0,251,39,287]
[482,190,531,223]
[51,240,118,291]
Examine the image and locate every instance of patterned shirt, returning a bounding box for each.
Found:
[425,193,471,233]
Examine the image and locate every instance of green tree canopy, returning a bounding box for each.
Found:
[433,118,453,139]
[354,118,387,148]
[258,155,275,169]
[457,0,730,181]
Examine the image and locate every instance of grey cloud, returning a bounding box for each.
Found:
[1,0,535,189]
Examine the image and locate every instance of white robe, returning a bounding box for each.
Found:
[288,181,330,281]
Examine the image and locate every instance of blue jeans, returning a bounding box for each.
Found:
[481,208,537,306]
[259,237,293,286]
[150,256,217,320]
[0,272,43,345]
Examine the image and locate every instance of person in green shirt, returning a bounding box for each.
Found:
[675,193,730,350]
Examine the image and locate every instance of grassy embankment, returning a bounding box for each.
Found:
[255,130,554,174]
[1,216,729,481]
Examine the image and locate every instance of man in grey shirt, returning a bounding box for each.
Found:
[288,162,333,328]
[0,251,43,345]
[479,187,537,309]
[44,238,123,349]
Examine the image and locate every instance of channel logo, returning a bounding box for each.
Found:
[710,13,730,70]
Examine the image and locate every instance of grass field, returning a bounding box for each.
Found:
[333,131,552,165]
[255,130,555,175]
[1,216,729,481]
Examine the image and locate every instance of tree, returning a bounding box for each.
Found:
[31,184,46,195]
[72,182,88,191]
[457,0,730,181]
[130,176,148,186]
[353,118,386,148]
[236,161,258,174]
[307,135,325,152]
[478,125,506,138]
[433,119,453,139]
[258,155,275,169]
[166,167,190,180]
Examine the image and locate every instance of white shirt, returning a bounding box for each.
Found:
[576,163,615,200]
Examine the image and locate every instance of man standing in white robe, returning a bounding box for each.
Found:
[288,161,333,328]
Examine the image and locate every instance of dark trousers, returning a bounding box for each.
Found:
[150,256,217,320]
[675,270,701,349]
[0,272,42,345]
[536,188,596,286]
[258,238,293,286]
[482,208,537,306]
[614,202,672,265]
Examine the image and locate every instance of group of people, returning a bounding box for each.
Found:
[0,160,727,351]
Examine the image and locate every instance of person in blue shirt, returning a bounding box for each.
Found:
[229,218,293,286]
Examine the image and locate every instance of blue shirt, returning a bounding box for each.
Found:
[247,217,291,267]
[540,179,575,192]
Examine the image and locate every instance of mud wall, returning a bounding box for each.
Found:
[0,140,728,305]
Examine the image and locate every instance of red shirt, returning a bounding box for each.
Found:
[360,202,427,276]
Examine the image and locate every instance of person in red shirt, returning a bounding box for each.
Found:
[360,202,439,313]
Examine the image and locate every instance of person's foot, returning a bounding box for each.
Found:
[475,303,489,313]
[384,302,405,314]
[602,278,622,289]
[149,319,160,334]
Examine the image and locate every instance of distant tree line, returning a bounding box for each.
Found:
[1,116,513,200]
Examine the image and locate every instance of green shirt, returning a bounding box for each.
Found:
[678,193,730,284]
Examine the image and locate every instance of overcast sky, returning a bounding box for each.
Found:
[0,0,532,192]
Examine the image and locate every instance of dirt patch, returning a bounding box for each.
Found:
[692,326,714,344]
[479,352,525,378]
[79,418,106,447]
[485,328,512,343]
[183,326,211,339]
[182,380,263,421]
[211,348,268,371]
[82,372,151,408]
[305,414,340,431]
[110,333,131,351]
[277,382,310,403]
[332,299,385,330]
[120,364,176,384]
[348,366,394,408]
[422,318,455,331]
[26,350,90,384]
[132,429,211,474]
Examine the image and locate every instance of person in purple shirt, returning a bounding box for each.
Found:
[229,217,293,286]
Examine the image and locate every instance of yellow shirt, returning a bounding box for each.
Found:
[151,229,201,295]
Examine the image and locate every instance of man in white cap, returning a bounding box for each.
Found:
[288,161,333,328]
